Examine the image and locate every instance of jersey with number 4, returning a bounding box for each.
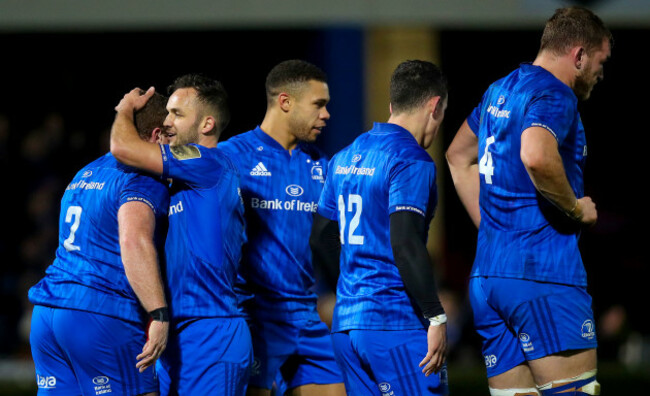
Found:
[317,122,437,332]
[28,153,169,323]
[468,63,587,286]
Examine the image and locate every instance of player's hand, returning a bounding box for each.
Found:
[136,319,168,372]
[578,196,597,226]
[115,87,155,115]
[419,323,447,377]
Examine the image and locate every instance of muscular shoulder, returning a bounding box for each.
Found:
[218,130,258,155]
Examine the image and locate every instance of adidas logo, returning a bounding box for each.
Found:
[250,162,272,176]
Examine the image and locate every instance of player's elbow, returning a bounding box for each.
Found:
[520,144,548,174]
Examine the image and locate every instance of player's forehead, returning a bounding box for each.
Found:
[297,80,330,103]
[167,88,199,111]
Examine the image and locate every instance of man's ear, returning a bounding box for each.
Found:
[572,46,586,70]
[149,127,162,143]
[201,116,217,135]
[278,92,292,112]
[429,96,442,120]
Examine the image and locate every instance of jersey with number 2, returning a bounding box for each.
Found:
[28,153,169,323]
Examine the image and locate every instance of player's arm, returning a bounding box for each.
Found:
[117,201,168,372]
[389,211,447,376]
[309,213,341,292]
[111,87,164,175]
[520,126,596,225]
[446,119,481,228]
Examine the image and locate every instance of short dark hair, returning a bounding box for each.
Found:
[540,6,612,56]
[134,92,168,141]
[168,74,230,134]
[265,60,327,105]
[390,60,447,115]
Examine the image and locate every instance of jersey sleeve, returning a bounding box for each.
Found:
[523,88,577,144]
[388,156,437,218]
[316,160,338,221]
[160,143,223,189]
[120,174,169,217]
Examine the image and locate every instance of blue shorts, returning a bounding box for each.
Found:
[30,305,157,396]
[248,318,342,391]
[158,317,252,396]
[331,329,448,396]
[469,276,598,377]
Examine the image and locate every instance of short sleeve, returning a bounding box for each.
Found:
[523,88,577,144]
[388,157,437,218]
[316,160,338,221]
[120,174,169,217]
[161,143,223,188]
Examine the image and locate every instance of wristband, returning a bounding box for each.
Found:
[428,314,447,327]
[149,307,169,322]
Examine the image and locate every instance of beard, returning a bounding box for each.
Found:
[288,114,318,143]
[170,120,201,147]
[573,67,598,101]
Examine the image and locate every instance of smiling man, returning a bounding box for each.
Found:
[219,60,344,396]
[110,75,251,396]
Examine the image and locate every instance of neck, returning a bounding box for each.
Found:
[387,113,426,147]
[260,110,299,152]
[198,134,218,148]
[532,50,575,90]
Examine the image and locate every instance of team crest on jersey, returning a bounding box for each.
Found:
[82,170,93,178]
[311,165,324,182]
[581,319,596,340]
[351,154,362,163]
[497,95,506,105]
[170,145,201,160]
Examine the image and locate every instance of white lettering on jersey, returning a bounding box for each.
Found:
[169,200,184,216]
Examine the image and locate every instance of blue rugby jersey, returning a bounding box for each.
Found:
[160,143,246,320]
[317,122,437,332]
[467,63,587,286]
[219,127,328,321]
[28,153,169,323]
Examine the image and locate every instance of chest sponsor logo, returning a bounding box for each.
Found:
[250,162,272,176]
[335,164,375,176]
[66,180,105,191]
[486,104,511,119]
[251,197,317,213]
[92,375,112,394]
[378,382,393,396]
[37,375,56,389]
[581,319,596,340]
[285,184,304,197]
[169,200,184,216]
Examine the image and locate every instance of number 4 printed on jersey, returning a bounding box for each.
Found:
[338,194,364,245]
[63,205,83,252]
[479,136,495,184]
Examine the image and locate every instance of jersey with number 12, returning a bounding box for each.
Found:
[28,153,169,323]
[317,122,437,332]
[468,63,588,286]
